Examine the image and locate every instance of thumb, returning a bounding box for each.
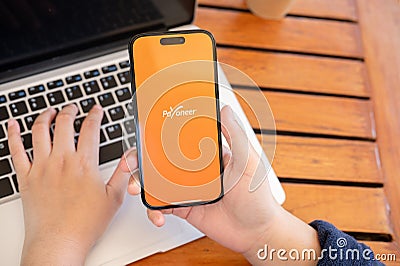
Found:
[220,105,252,163]
[106,150,138,205]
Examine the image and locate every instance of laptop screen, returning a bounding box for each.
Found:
[0,0,196,73]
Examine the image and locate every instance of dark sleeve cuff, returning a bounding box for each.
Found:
[310,220,384,265]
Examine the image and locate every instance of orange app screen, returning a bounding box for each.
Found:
[131,32,223,208]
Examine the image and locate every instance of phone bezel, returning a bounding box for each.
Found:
[128,29,224,210]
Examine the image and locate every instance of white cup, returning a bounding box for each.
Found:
[246,0,296,20]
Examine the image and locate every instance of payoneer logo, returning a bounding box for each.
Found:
[162,106,197,118]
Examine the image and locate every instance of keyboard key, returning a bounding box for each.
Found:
[72,135,78,146]
[117,71,130,85]
[126,102,135,116]
[100,76,117,90]
[66,74,82,84]
[0,125,5,139]
[9,101,28,117]
[47,79,64,90]
[0,177,13,199]
[0,159,12,176]
[98,93,115,107]
[16,119,25,133]
[74,117,84,133]
[28,84,45,95]
[47,91,65,106]
[102,64,117,74]
[21,134,32,149]
[99,141,123,165]
[128,136,136,148]
[108,106,125,121]
[65,85,83,100]
[124,119,135,134]
[106,124,122,140]
[12,175,18,193]
[0,106,10,121]
[0,95,6,104]
[83,80,100,95]
[9,90,26,101]
[25,114,39,130]
[84,69,100,79]
[115,87,131,102]
[119,60,130,69]
[80,98,95,113]
[100,129,106,143]
[101,113,109,125]
[28,96,47,111]
[0,141,9,157]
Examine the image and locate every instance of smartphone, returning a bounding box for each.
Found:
[129,30,224,209]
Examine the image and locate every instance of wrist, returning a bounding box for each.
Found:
[22,233,90,265]
[242,208,321,265]
[241,205,286,263]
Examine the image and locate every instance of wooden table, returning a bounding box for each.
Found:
[131,0,400,264]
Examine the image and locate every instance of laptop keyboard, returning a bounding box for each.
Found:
[0,58,136,204]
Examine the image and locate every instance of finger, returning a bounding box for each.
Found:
[127,173,141,195]
[120,148,138,173]
[220,105,251,162]
[7,119,31,178]
[32,108,57,161]
[121,149,141,195]
[147,209,165,227]
[53,104,78,154]
[77,105,103,163]
[106,154,132,207]
[222,145,232,168]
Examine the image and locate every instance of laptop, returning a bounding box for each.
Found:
[0,1,285,265]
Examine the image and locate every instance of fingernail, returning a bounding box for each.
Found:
[225,105,235,121]
[125,149,138,169]
[93,104,102,111]
[7,119,16,127]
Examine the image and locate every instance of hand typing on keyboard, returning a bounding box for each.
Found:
[7,104,137,265]
[7,103,321,266]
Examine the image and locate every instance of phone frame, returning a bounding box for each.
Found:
[128,29,224,210]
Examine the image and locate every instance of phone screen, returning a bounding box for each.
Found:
[129,30,223,209]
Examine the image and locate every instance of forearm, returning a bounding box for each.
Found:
[243,207,321,265]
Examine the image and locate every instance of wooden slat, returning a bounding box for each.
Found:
[198,0,358,21]
[218,48,369,97]
[356,0,400,246]
[363,242,400,265]
[133,185,394,265]
[234,88,375,139]
[198,0,247,9]
[195,7,363,58]
[290,0,358,21]
[132,239,400,266]
[282,183,391,234]
[132,237,248,266]
[258,135,382,183]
